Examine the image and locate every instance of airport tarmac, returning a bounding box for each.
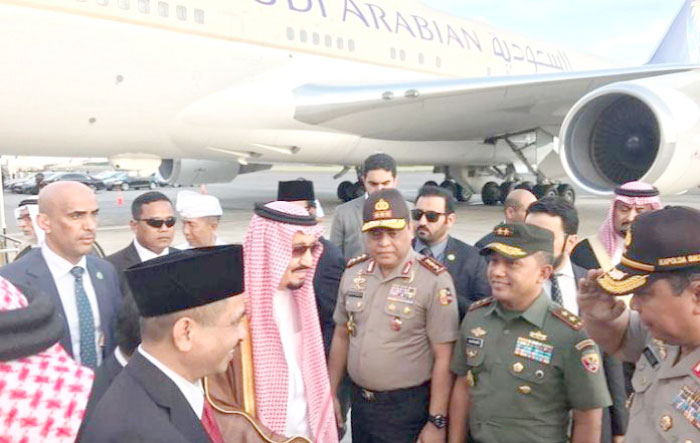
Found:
[3,168,700,257]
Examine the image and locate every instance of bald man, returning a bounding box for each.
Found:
[504,189,537,223]
[0,181,122,369]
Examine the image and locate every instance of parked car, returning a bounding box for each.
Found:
[19,172,106,194]
[100,171,158,191]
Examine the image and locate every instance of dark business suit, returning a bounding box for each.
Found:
[571,263,628,442]
[79,351,210,443]
[313,237,344,357]
[83,351,125,422]
[0,248,122,362]
[106,242,177,297]
[414,236,490,320]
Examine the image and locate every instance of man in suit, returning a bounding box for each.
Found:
[331,153,405,260]
[504,188,537,223]
[106,191,177,295]
[412,185,490,320]
[277,179,344,356]
[526,196,628,443]
[0,181,122,369]
[80,245,247,442]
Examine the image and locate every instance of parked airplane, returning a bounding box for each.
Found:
[1,0,698,203]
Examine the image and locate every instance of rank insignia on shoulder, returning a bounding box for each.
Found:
[575,339,596,351]
[581,351,601,373]
[419,256,446,275]
[469,297,495,311]
[346,254,369,268]
[551,307,583,330]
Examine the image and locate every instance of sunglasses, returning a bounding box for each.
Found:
[137,217,177,228]
[411,209,449,223]
[292,243,319,256]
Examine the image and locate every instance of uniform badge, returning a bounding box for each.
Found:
[581,351,601,373]
[391,317,403,331]
[672,385,700,430]
[466,337,483,348]
[389,284,416,301]
[529,330,547,341]
[352,272,366,290]
[471,327,487,338]
[514,337,553,365]
[447,254,456,262]
[575,339,596,351]
[96,271,104,280]
[693,361,700,379]
[438,288,453,306]
[346,314,357,336]
[643,346,660,369]
[653,339,668,360]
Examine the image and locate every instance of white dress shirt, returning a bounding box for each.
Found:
[41,244,102,366]
[133,238,171,262]
[273,290,311,439]
[138,346,204,419]
[543,256,579,315]
[114,347,129,368]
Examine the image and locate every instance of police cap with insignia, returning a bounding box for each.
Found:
[598,206,700,295]
[125,245,245,317]
[478,223,554,259]
[277,179,315,202]
[361,188,409,232]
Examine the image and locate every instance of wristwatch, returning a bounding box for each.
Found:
[428,414,448,429]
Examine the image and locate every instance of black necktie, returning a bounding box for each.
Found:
[550,275,563,305]
[421,247,433,258]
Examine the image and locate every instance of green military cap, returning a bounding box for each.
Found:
[478,223,554,259]
[599,206,700,295]
[362,189,409,232]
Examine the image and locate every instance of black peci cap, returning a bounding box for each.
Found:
[277,179,315,202]
[362,189,409,232]
[478,223,554,259]
[598,206,700,295]
[125,245,245,317]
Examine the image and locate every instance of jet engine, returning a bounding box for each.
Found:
[158,159,240,186]
[560,71,700,195]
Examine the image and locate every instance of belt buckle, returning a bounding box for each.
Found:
[361,389,375,401]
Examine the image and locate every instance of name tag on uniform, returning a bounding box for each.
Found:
[672,385,700,430]
[348,291,363,299]
[643,346,660,368]
[466,337,483,348]
[514,337,553,365]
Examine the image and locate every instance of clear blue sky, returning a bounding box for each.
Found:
[429,0,685,65]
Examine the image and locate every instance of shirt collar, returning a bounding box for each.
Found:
[114,347,129,368]
[555,256,575,278]
[41,243,87,277]
[415,238,448,261]
[487,291,550,329]
[365,249,417,282]
[133,239,170,262]
[138,345,204,419]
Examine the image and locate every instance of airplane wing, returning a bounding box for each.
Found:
[293,65,695,141]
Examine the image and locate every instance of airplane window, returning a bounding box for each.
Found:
[348,40,355,52]
[176,5,186,20]
[300,30,307,43]
[118,0,129,8]
[158,1,168,17]
[194,8,204,23]
[390,48,396,59]
[138,0,149,13]
[399,50,406,61]
[324,35,332,48]
[286,27,295,41]
[418,53,424,64]
[312,32,320,45]
[337,38,344,50]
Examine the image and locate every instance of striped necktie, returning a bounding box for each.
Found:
[70,266,97,368]
[550,274,563,306]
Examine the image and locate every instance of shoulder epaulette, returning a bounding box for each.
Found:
[468,297,495,311]
[419,256,447,275]
[346,254,369,268]
[550,306,583,330]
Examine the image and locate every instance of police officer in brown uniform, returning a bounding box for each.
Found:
[579,206,700,443]
[328,188,459,443]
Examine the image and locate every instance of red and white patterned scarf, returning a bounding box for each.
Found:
[0,277,94,443]
[598,181,663,257]
[244,201,338,443]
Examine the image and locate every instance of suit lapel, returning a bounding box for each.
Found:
[24,251,72,355]
[86,257,114,358]
[126,242,141,267]
[127,352,209,442]
[444,236,462,272]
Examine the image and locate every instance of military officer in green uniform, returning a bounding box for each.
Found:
[449,223,612,443]
[328,188,459,443]
[579,206,700,443]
